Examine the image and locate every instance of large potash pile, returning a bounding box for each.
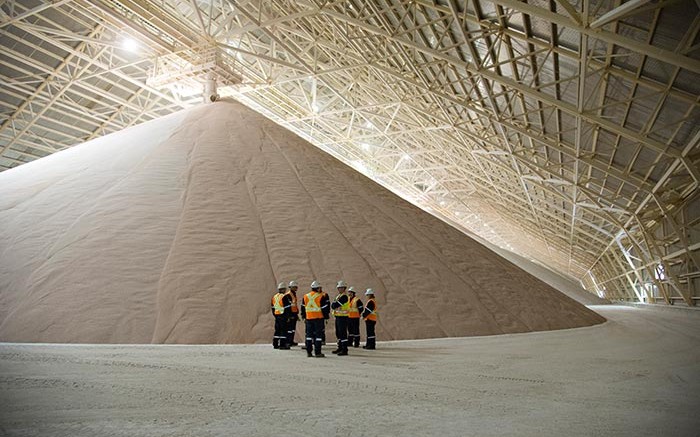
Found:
[0,100,605,344]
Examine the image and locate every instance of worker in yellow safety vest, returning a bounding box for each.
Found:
[347,287,364,348]
[301,281,330,357]
[284,280,300,346]
[330,280,351,356]
[361,288,378,350]
[271,282,292,349]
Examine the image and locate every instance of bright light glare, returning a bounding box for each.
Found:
[353,160,368,173]
[122,37,139,52]
[654,264,666,280]
[311,102,320,113]
[361,143,371,151]
[401,153,411,160]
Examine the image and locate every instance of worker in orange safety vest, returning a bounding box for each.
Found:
[347,287,364,348]
[301,281,330,357]
[362,288,378,350]
[284,280,300,346]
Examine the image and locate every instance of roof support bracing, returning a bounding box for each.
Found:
[490,0,700,73]
[0,0,72,29]
[0,25,109,156]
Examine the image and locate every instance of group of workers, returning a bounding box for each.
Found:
[271,280,378,358]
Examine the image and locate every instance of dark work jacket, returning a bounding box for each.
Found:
[361,299,376,320]
[331,293,349,310]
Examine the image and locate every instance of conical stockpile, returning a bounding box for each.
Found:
[0,100,605,344]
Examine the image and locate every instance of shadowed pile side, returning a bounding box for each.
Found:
[0,100,605,344]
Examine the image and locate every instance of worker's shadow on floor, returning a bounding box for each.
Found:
[348,346,449,363]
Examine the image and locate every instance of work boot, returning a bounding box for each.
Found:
[279,345,290,350]
[307,352,313,357]
[337,349,348,356]
[291,342,299,346]
[315,353,325,358]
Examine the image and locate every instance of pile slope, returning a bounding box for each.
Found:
[466,233,609,306]
[0,101,605,343]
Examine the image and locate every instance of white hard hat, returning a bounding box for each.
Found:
[277,282,287,290]
[365,288,375,296]
[288,280,298,287]
[347,286,355,293]
[311,280,321,289]
[337,280,347,288]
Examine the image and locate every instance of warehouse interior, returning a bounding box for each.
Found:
[0,0,699,436]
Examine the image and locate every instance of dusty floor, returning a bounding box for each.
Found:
[0,305,698,437]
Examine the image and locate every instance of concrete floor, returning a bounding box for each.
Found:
[1,305,698,437]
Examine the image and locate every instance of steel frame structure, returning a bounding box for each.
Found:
[0,0,698,304]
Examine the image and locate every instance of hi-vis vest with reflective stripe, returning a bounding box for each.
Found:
[365,298,378,321]
[285,290,299,313]
[348,297,360,318]
[304,291,324,320]
[333,294,350,317]
[272,292,285,315]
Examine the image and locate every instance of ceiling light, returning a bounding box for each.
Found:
[361,143,371,151]
[121,37,139,52]
[311,102,320,113]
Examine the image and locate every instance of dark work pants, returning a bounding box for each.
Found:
[334,316,349,351]
[365,320,376,349]
[286,315,298,345]
[305,319,325,355]
[273,315,287,348]
[348,318,361,347]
